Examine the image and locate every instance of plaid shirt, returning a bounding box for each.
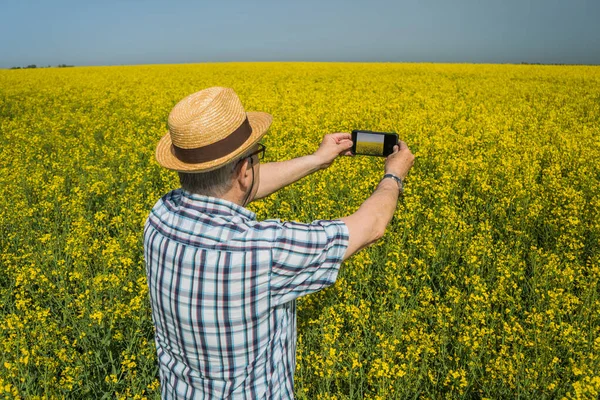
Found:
[143,188,349,399]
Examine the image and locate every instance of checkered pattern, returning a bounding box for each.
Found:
[143,188,349,399]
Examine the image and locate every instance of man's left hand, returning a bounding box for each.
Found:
[313,132,354,169]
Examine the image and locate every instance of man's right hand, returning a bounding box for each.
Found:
[384,140,414,179]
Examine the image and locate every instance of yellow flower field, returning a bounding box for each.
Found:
[0,62,599,399]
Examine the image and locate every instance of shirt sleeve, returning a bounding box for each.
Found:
[269,219,349,306]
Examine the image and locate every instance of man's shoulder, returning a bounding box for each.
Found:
[256,219,349,246]
[144,189,180,223]
[143,202,283,251]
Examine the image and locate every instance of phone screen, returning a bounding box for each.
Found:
[352,130,398,157]
[356,132,385,156]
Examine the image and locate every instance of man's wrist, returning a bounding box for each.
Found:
[378,178,400,191]
[306,154,326,172]
[381,173,404,191]
[307,154,327,171]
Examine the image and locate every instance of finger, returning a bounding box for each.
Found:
[393,145,399,153]
[340,139,353,148]
[398,140,407,150]
[331,132,352,142]
[341,150,353,156]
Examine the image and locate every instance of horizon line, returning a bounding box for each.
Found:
[4,60,600,70]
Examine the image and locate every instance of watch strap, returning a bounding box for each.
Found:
[382,173,403,191]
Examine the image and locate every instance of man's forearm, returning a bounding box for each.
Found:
[359,179,401,239]
[338,178,400,261]
[254,155,322,200]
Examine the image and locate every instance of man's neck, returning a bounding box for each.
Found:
[217,186,249,207]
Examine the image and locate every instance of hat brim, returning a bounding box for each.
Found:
[155,111,273,173]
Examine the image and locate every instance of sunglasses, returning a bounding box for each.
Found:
[235,143,266,166]
[246,143,266,162]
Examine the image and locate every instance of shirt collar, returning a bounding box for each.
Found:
[178,188,257,221]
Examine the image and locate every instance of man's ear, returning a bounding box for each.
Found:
[235,158,252,187]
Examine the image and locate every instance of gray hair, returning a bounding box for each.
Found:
[178,147,254,197]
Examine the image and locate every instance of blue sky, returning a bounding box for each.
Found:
[1,0,598,68]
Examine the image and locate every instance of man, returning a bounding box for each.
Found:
[144,87,414,399]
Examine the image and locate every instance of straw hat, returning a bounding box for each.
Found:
[155,87,272,172]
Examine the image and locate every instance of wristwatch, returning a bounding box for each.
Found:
[382,173,404,191]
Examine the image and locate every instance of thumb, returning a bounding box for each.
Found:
[341,139,353,148]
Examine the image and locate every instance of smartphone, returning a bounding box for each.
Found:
[351,130,399,157]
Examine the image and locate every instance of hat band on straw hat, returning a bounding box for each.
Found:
[171,117,253,164]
